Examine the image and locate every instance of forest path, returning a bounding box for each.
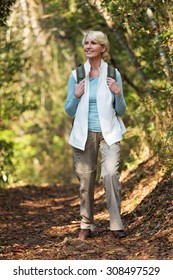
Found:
[0,156,172,260]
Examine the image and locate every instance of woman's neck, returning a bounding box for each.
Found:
[88,58,102,77]
[89,58,102,70]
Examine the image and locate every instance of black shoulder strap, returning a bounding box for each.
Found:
[76,64,116,83]
[107,64,116,81]
[76,64,86,83]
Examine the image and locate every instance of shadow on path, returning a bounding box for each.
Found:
[0,157,172,259]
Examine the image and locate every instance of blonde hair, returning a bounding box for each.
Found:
[82,30,110,62]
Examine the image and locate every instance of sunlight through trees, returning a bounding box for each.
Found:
[0,0,172,186]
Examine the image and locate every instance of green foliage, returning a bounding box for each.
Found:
[0,130,15,187]
[0,38,34,124]
[0,0,172,187]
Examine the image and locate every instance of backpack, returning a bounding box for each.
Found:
[76,64,117,83]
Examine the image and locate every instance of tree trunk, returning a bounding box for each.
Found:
[146,7,173,81]
[88,0,147,82]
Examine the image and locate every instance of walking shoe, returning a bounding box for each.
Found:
[112,230,127,238]
[78,229,91,240]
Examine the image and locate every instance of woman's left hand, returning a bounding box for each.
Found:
[106,77,121,95]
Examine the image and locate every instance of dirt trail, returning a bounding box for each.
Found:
[0,156,172,260]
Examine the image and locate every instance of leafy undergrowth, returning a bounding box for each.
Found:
[0,156,172,260]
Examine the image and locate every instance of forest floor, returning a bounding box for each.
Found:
[0,156,172,260]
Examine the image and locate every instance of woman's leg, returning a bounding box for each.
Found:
[100,138,124,231]
[74,132,99,231]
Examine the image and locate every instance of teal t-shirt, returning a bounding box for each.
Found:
[88,77,101,132]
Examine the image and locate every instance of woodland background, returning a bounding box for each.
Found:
[0,0,172,187]
[0,0,172,260]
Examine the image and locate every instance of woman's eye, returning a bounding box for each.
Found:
[84,40,97,45]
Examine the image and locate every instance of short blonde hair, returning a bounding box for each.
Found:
[82,30,110,62]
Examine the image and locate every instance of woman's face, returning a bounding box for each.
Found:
[83,36,105,60]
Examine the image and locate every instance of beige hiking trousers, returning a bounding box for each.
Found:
[73,131,124,231]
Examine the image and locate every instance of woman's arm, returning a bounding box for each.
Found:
[64,74,81,117]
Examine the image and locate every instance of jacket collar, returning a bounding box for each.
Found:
[84,59,105,76]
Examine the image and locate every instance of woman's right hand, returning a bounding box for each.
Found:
[74,79,85,98]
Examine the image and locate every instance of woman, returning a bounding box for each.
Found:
[64,30,127,240]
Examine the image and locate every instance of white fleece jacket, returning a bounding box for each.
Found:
[68,59,126,150]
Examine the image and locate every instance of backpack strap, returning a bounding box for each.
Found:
[107,64,116,81]
[76,64,86,83]
[76,64,116,83]
[107,65,117,108]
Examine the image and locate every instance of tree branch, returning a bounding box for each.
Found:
[88,0,147,82]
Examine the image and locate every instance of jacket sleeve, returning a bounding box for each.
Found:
[114,70,126,116]
[64,73,81,117]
